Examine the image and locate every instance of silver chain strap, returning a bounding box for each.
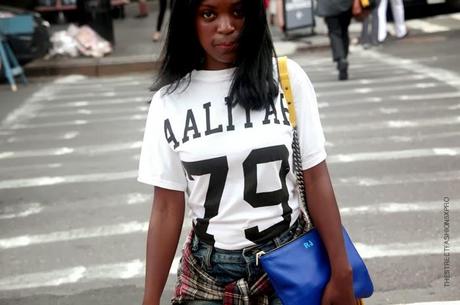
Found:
[291,127,313,231]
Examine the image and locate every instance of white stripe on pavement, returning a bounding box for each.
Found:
[0,141,142,160]
[328,147,460,163]
[362,50,460,90]
[340,201,460,216]
[0,170,137,190]
[357,238,460,259]
[0,193,151,220]
[36,106,148,118]
[316,82,440,97]
[406,19,450,33]
[338,170,460,186]
[0,221,148,249]
[324,116,460,133]
[0,203,43,220]
[327,131,460,147]
[9,114,146,130]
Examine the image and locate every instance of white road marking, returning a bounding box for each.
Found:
[0,259,145,290]
[398,91,460,101]
[338,170,460,186]
[0,170,137,190]
[313,74,428,88]
[0,221,148,249]
[9,114,146,130]
[328,147,460,163]
[36,106,148,118]
[361,50,460,90]
[4,131,80,144]
[357,238,460,259]
[324,116,460,133]
[451,13,460,21]
[0,141,141,160]
[321,103,457,119]
[340,201,460,216]
[405,19,450,33]
[0,203,43,220]
[37,97,147,109]
[317,82,441,97]
[327,130,460,146]
[1,163,63,171]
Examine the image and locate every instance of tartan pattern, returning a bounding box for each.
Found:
[171,230,274,305]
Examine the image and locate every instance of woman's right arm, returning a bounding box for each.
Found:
[142,186,185,305]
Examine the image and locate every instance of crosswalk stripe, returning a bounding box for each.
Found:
[324,116,460,132]
[328,147,460,163]
[340,201,459,216]
[0,221,148,249]
[357,238,460,259]
[0,141,142,160]
[316,82,440,97]
[361,50,460,89]
[406,19,450,33]
[321,103,459,119]
[8,114,146,130]
[36,106,148,118]
[0,203,43,220]
[338,170,460,186]
[0,170,137,190]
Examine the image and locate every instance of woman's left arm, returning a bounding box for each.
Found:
[303,160,356,305]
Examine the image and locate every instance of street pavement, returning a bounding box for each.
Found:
[1,14,460,305]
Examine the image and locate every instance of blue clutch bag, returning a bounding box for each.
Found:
[257,226,374,305]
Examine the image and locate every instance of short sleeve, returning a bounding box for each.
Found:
[137,91,187,191]
[287,59,327,170]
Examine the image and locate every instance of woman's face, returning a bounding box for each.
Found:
[195,0,245,70]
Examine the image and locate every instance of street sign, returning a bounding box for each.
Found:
[283,0,315,32]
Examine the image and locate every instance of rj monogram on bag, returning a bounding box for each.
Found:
[255,57,374,305]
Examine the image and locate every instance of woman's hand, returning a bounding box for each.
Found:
[321,267,356,305]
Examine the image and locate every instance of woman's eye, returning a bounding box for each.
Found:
[233,8,244,17]
[202,10,215,19]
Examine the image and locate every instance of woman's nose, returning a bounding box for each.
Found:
[217,15,235,34]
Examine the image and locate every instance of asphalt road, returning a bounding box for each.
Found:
[1,14,459,305]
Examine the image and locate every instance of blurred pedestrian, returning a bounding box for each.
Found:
[317,0,354,80]
[152,0,175,41]
[139,0,354,305]
[360,0,380,48]
[377,0,407,42]
[136,0,149,18]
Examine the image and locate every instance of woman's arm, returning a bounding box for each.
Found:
[142,187,185,305]
[303,160,355,305]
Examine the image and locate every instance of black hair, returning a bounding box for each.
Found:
[151,0,279,110]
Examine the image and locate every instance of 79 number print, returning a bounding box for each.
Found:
[182,144,292,245]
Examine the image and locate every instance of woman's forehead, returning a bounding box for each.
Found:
[198,0,243,7]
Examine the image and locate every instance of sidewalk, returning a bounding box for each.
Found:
[24,3,357,77]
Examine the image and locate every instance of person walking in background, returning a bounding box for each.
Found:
[316,0,353,80]
[136,0,149,18]
[360,0,380,48]
[152,0,174,42]
[377,0,407,42]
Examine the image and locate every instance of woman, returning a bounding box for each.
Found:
[138,0,354,304]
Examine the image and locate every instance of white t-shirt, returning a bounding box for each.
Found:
[138,58,326,250]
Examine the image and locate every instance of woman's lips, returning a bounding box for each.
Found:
[215,42,236,50]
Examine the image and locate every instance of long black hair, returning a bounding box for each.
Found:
[151,0,279,110]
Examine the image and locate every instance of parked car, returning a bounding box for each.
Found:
[0,5,51,65]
